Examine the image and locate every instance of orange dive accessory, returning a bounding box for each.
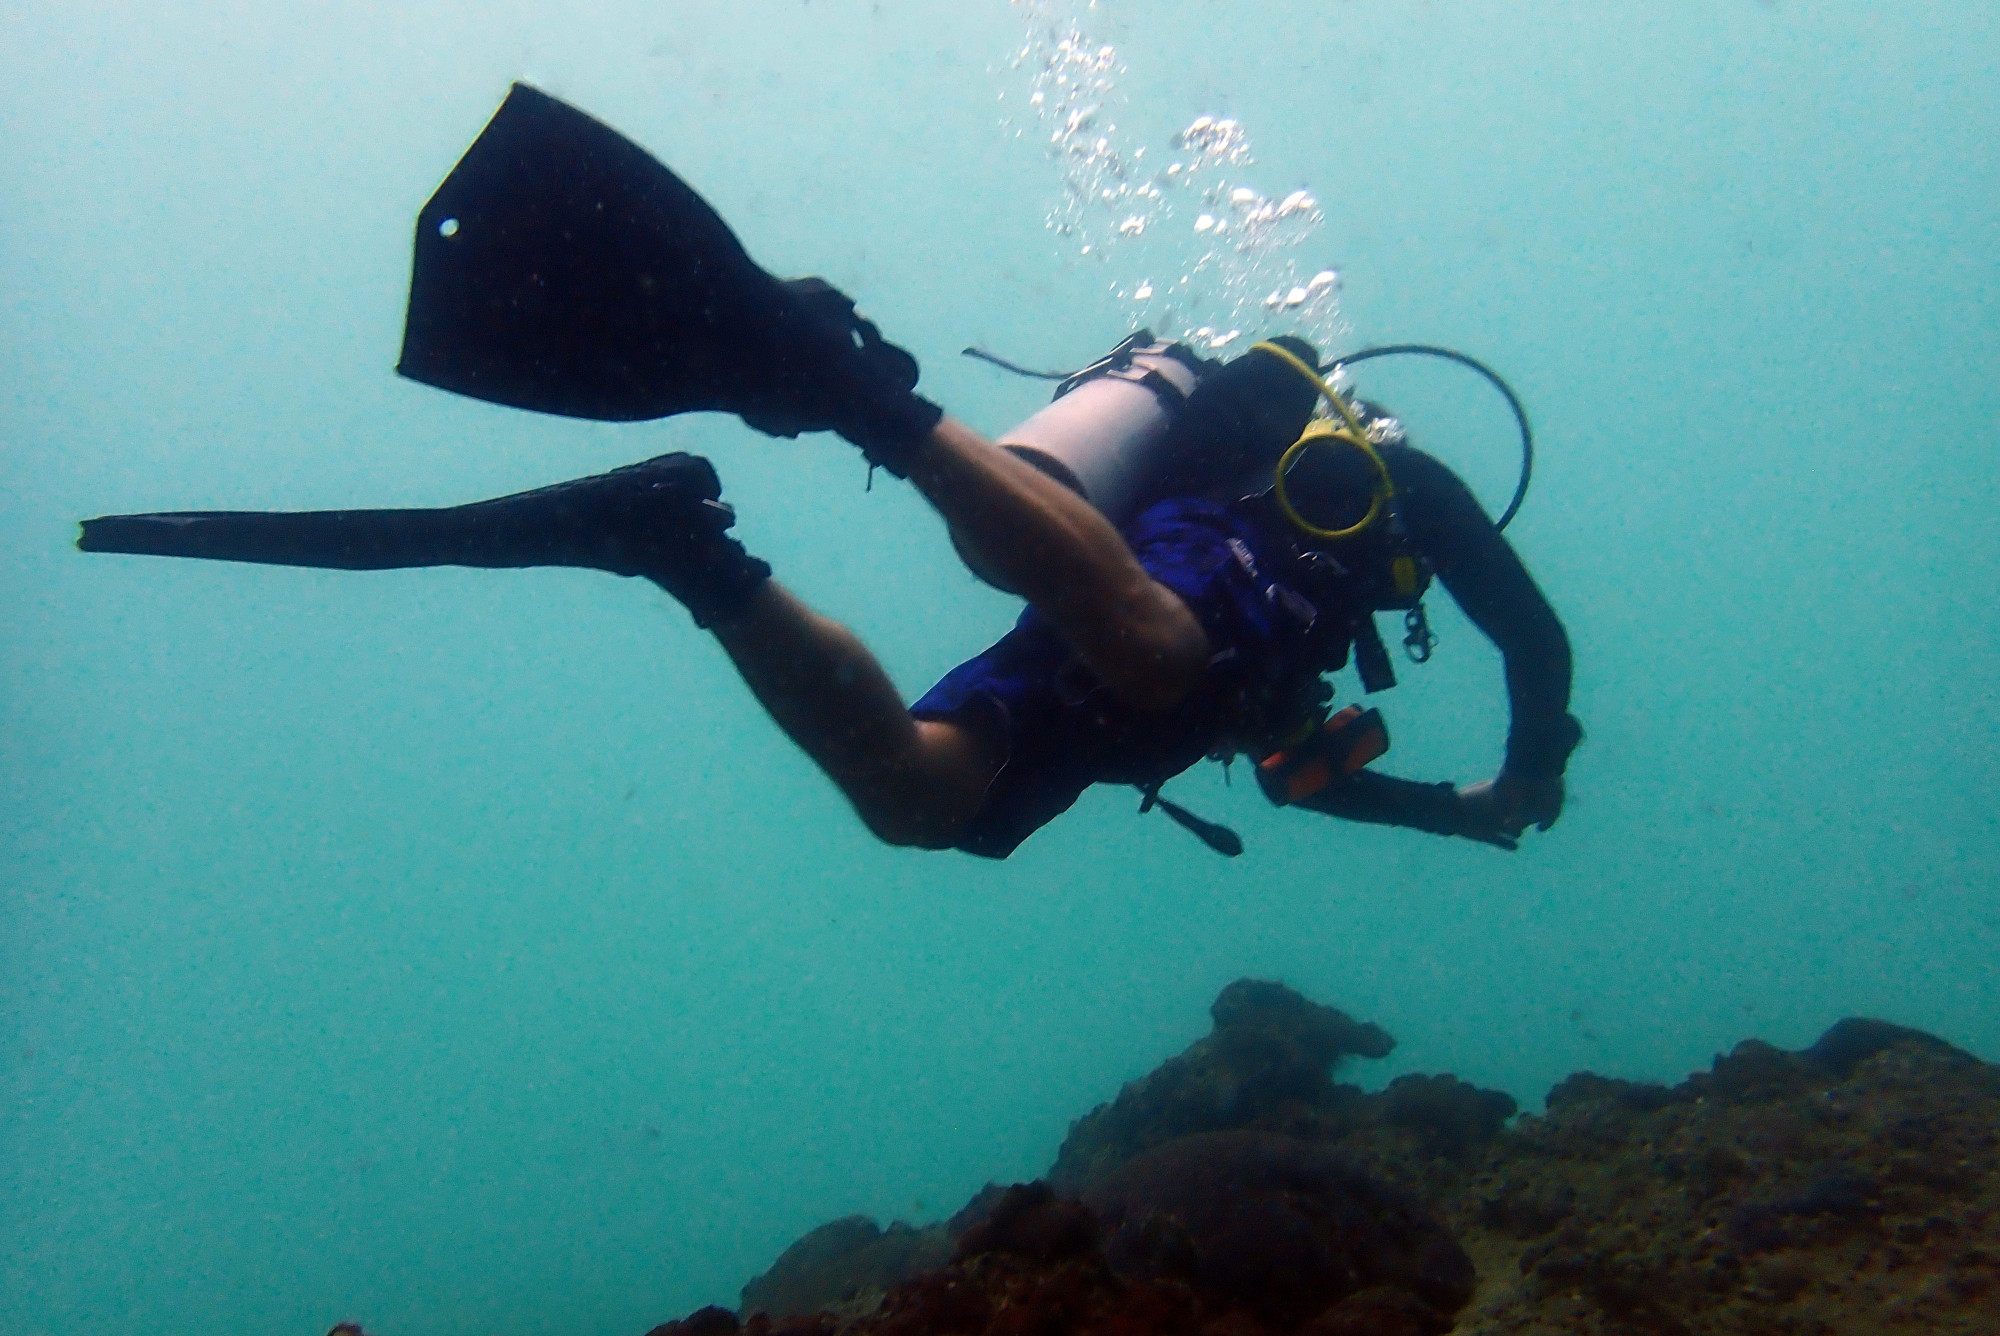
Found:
[1255,705,1390,806]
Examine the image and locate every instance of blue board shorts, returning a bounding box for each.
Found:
[910,498,1321,858]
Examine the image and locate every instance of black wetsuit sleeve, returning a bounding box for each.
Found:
[1380,441,1582,780]
[1294,770,1465,834]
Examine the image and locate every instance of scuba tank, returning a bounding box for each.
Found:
[995,331,1210,526]
[951,332,1210,589]
[962,334,1534,539]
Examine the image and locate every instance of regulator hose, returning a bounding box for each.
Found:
[1327,344,1533,531]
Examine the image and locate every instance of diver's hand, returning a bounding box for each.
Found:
[1446,785,1520,851]
[1455,772,1565,848]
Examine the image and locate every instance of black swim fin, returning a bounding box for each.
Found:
[397,83,790,422]
[75,454,768,611]
[397,84,942,468]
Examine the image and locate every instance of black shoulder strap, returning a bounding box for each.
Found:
[1353,614,1398,693]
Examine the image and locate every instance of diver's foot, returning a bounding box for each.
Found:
[735,278,944,476]
[471,452,771,626]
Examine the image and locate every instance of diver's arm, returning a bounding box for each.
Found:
[1381,442,1582,787]
[906,418,1210,711]
[1257,707,1522,849]
[1292,770,1520,850]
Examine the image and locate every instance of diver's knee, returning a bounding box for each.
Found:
[856,797,962,851]
[847,717,997,850]
[849,764,982,850]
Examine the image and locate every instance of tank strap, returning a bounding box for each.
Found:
[1053,331,1207,409]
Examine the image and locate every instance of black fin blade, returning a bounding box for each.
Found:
[76,506,533,571]
[397,83,779,422]
[72,506,547,571]
[78,510,429,570]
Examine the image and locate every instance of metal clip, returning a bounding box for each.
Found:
[1403,602,1437,664]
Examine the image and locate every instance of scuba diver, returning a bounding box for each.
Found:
[78,84,1580,859]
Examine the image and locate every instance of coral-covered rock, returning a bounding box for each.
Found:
[663,995,1999,1336]
[739,1216,950,1321]
[1379,1074,1519,1163]
[1803,1016,1975,1077]
[1083,1130,1472,1329]
[1048,979,1395,1193]
[1303,1285,1461,1336]
[644,1305,742,1336]
[949,1182,1098,1265]
[1456,1017,2000,1333]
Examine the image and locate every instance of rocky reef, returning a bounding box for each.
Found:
[637,984,2000,1336]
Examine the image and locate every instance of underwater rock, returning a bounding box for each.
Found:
[1047,978,1396,1192]
[738,1216,952,1321]
[1378,1074,1519,1163]
[1082,1129,1472,1329]
[718,982,1481,1334]
[1802,1015,1977,1078]
[1457,1016,2000,1333]
[948,1182,1098,1265]
[643,1307,742,1336]
[717,1163,1465,1336]
[643,999,2000,1335]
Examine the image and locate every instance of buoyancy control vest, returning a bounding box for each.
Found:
[958,331,1447,689]
[955,331,1534,853]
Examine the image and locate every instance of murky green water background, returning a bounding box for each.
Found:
[4,2,1995,1332]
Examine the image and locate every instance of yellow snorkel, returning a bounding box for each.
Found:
[1251,340,1397,543]
[1251,340,1426,600]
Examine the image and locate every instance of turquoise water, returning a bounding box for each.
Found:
[3,1,1995,1332]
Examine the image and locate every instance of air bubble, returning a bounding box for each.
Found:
[438,218,460,238]
[1010,2,1344,347]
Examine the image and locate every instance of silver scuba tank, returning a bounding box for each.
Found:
[952,332,1209,591]
[999,332,1208,527]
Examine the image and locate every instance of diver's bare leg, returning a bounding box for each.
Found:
[709,582,1001,849]
[905,418,1209,709]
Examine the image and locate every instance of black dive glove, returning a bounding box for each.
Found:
[730,278,944,476]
